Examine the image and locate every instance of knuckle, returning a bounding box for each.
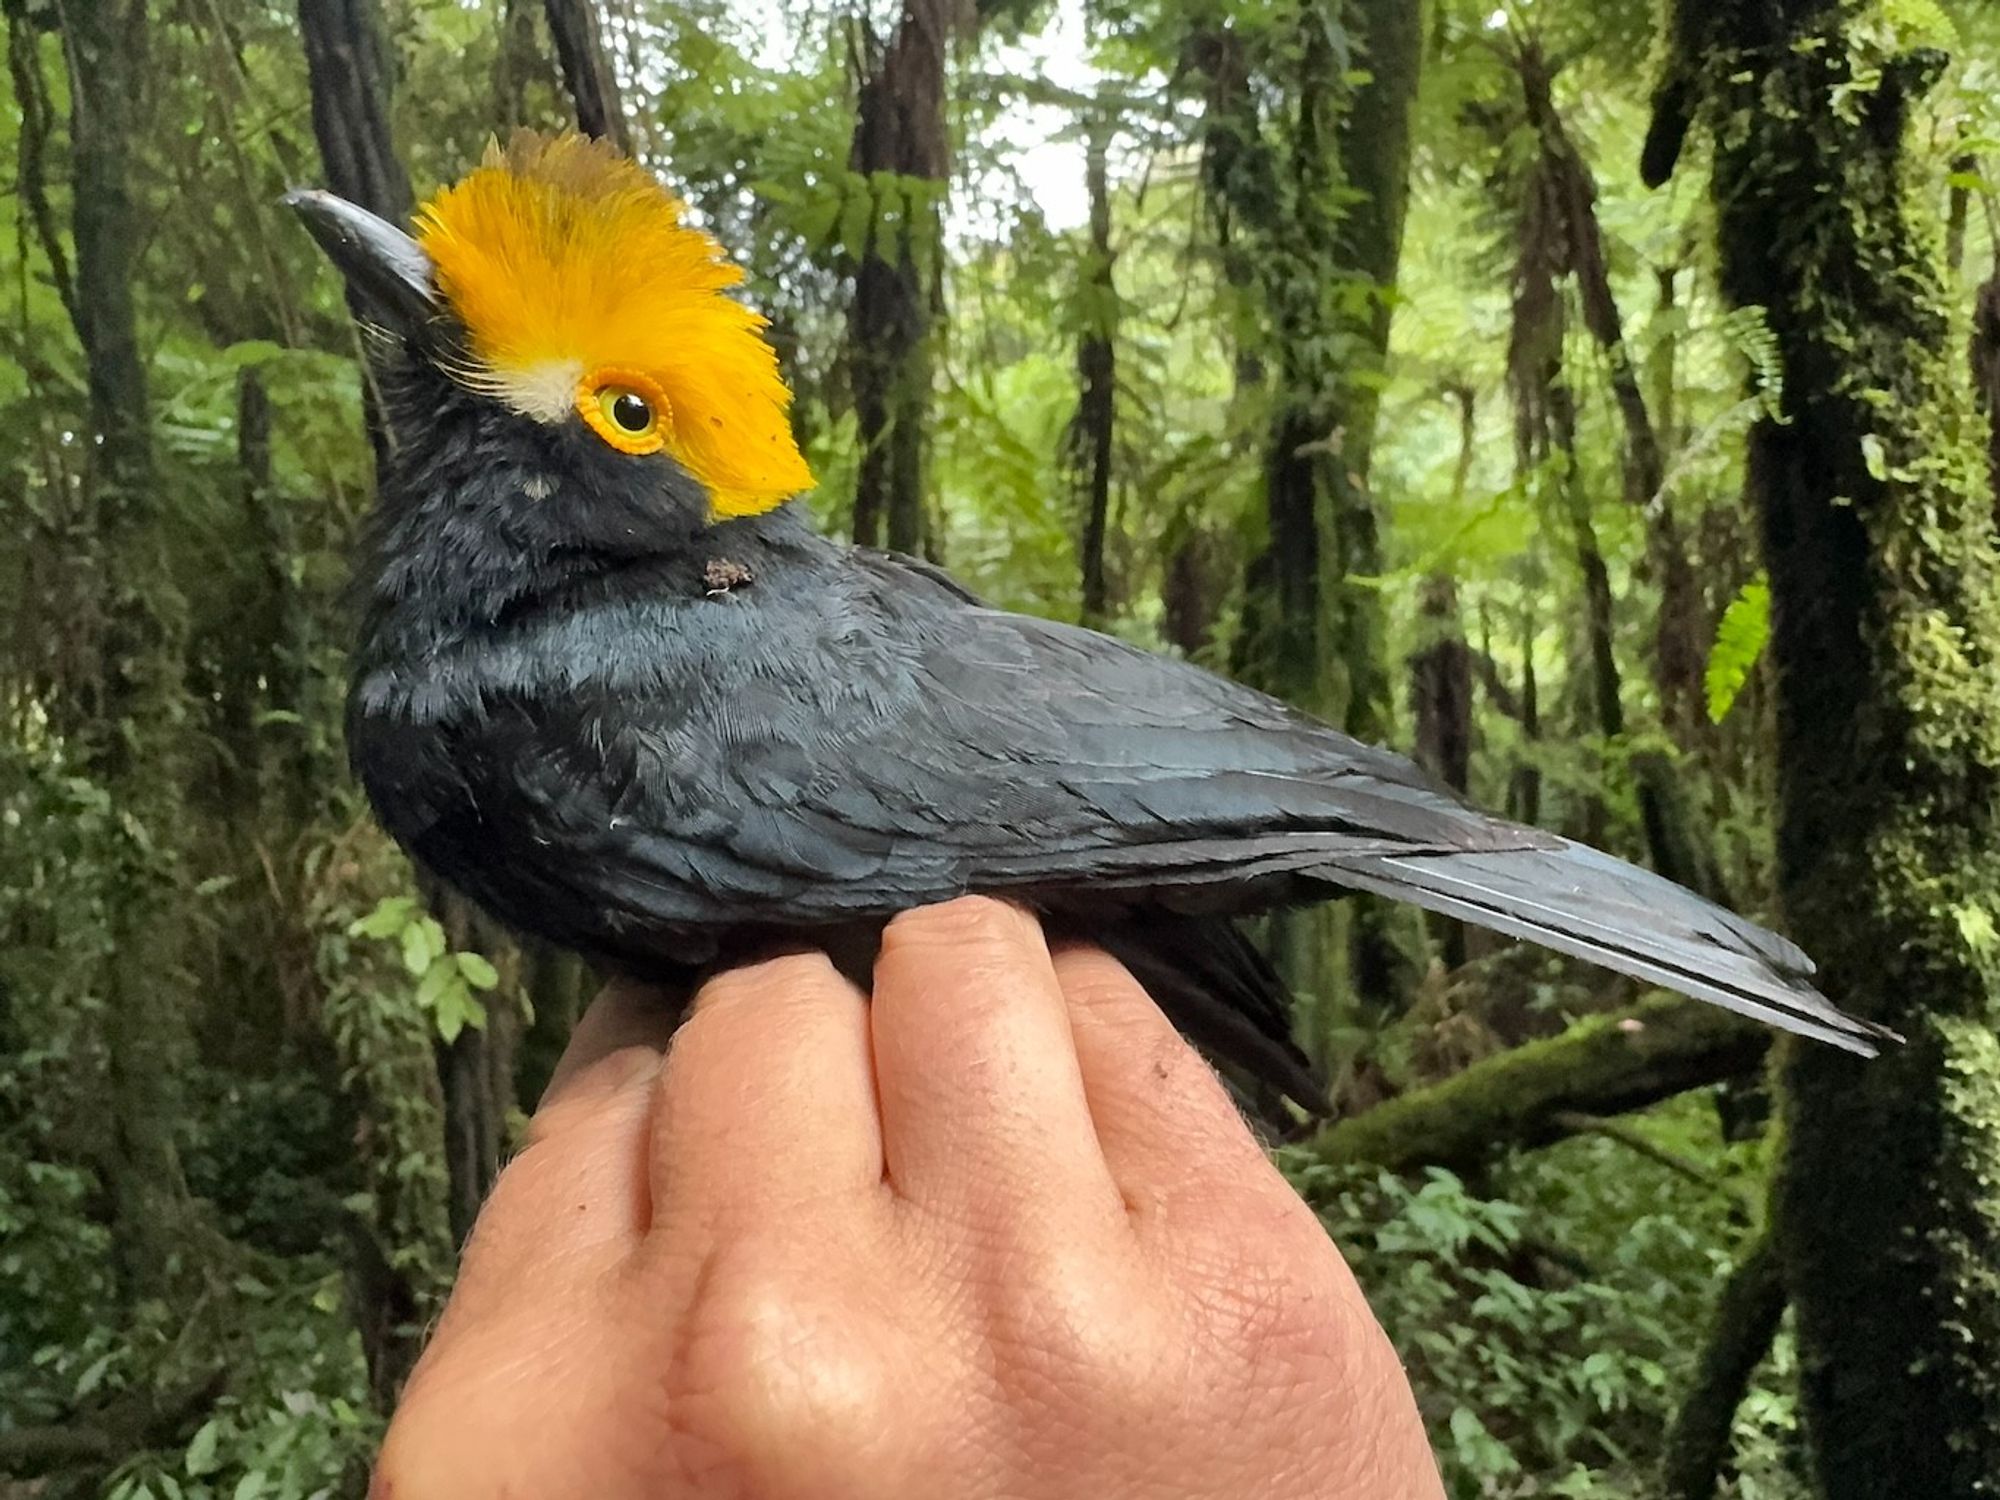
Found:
[665,1256,901,1488]
[982,1239,1176,1425]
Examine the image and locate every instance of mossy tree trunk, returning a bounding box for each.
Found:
[1323,0,1420,749]
[1201,0,1427,1056]
[299,0,414,471]
[1069,117,1118,626]
[60,0,206,1313]
[299,0,466,1401]
[1298,993,1771,1175]
[1321,0,1428,1019]
[1652,3,2000,1490]
[1659,1228,1787,1500]
[846,0,957,555]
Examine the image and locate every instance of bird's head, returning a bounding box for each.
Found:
[288,131,813,523]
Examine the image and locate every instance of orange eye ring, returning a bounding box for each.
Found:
[577,368,671,455]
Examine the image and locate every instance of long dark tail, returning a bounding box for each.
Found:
[1322,837,1894,1055]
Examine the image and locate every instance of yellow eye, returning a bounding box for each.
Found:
[603,388,653,434]
[577,370,669,454]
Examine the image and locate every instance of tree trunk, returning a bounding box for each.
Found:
[1206,0,1424,730]
[1069,119,1117,626]
[212,370,275,820]
[1233,0,1428,1042]
[232,367,318,840]
[297,0,460,1401]
[8,7,75,328]
[1549,381,1617,848]
[1971,272,2000,513]
[846,0,956,554]
[1650,264,1682,457]
[425,896,523,1251]
[1656,5,2000,1490]
[1410,574,1472,795]
[494,0,556,131]
[60,0,205,1312]
[516,942,588,1110]
[298,0,413,255]
[437,1033,510,1246]
[1945,153,1973,275]
[299,0,414,470]
[1409,573,1472,968]
[1508,597,1542,826]
[1187,21,1267,398]
[1659,1228,1787,1500]
[1325,0,1421,750]
[1505,51,1711,893]
[1514,41,1706,747]
[542,0,630,152]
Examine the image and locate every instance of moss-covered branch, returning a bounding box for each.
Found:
[1296,994,1767,1173]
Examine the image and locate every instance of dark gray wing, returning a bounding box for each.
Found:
[429,545,1889,1057]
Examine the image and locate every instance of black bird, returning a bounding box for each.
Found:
[288,133,1888,1114]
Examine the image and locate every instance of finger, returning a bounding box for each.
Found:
[483,977,680,1281]
[1049,944,1286,1213]
[648,948,881,1231]
[869,897,1120,1220]
[436,1035,663,1337]
[538,974,681,1110]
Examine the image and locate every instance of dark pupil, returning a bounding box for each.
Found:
[610,392,650,432]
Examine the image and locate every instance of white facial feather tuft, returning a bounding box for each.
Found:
[495,358,585,423]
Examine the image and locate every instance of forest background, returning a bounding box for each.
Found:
[5,0,2000,1496]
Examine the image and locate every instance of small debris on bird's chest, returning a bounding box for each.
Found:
[703,558,754,597]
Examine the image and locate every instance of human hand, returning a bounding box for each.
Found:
[373,897,1442,1498]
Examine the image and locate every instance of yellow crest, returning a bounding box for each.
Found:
[415,132,813,517]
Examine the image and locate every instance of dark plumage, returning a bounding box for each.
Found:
[288,155,1891,1124]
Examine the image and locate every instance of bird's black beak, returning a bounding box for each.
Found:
[284,188,439,331]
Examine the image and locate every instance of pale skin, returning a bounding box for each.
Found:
[373,897,1445,1499]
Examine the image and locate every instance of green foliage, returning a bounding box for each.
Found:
[1287,1097,1807,1499]
[0,745,144,1423]
[100,1266,379,1500]
[1706,576,1770,723]
[307,835,457,1325]
[182,1068,356,1259]
[348,896,501,1045]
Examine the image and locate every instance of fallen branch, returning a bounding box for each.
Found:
[0,1367,224,1478]
[1298,994,1768,1174]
